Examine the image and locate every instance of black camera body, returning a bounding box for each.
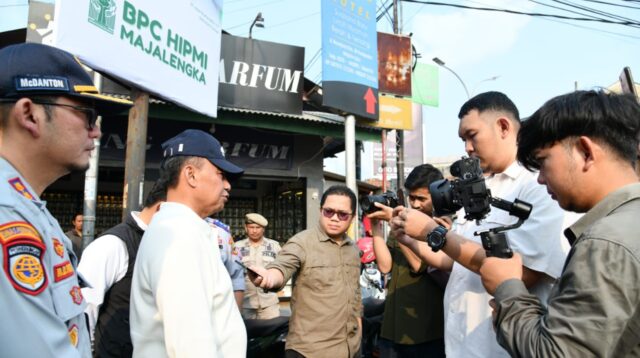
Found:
[429,157,533,258]
[429,157,491,220]
[360,191,398,214]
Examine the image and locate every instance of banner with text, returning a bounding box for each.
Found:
[54,0,223,117]
[321,0,378,120]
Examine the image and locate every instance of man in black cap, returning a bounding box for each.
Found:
[0,43,131,357]
[130,129,247,357]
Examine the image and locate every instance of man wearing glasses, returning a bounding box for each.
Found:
[249,185,362,358]
[0,43,131,357]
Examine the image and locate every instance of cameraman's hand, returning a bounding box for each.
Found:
[433,216,453,230]
[390,206,435,241]
[479,253,523,295]
[366,202,393,222]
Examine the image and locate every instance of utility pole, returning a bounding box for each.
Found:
[393,0,405,191]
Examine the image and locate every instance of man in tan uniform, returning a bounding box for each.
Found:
[236,213,281,319]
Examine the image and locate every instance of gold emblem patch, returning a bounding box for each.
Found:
[53,239,65,258]
[68,324,79,347]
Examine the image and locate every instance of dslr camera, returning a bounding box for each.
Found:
[360,191,399,214]
[429,157,533,258]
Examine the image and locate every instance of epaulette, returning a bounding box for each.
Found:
[211,219,231,234]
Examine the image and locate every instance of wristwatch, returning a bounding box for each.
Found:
[427,225,448,252]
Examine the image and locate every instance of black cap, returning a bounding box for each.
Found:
[161,129,244,180]
[0,43,132,116]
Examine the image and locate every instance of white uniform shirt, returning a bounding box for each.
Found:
[130,202,246,358]
[445,161,569,358]
[78,211,146,341]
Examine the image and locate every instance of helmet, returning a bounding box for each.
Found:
[357,237,376,264]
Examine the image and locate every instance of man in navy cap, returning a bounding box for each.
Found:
[130,129,247,357]
[0,43,131,357]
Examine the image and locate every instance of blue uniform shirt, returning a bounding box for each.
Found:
[205,218,245,291]
[0,158,91,357]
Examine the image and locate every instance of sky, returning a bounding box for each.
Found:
[2,0,638,179]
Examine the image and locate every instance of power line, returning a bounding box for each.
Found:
[400,0,640,27]
[551,0,639,25]
[579,0,640,10]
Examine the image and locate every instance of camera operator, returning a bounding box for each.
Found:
[390,91,569,358]
[479,90,640,357]
[366,164,446,357]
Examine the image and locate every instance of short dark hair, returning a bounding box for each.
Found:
[518,90,640,171]
[72,212,82,221]
[404,164,443,191]
[143,180,167,208]
[458,91,520,123]
[320,185,357,214]
[158,156,204,190]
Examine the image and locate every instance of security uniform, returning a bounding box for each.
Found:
[236,236,281,319]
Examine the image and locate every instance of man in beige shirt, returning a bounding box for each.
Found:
[235,213,281,319]
[249,185,362,358]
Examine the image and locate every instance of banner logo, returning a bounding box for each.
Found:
[88,0,117,34]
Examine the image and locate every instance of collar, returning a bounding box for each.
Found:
[130,211,148,231]
[564,183,640,245]
[313,223,353,246]
[493,160,525,180]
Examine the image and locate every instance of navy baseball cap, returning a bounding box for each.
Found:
[0,43,132,116]
[161,129,244,180]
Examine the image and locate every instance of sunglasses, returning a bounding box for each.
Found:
[33,100,98,130]
[321,207,352,221]
[0,98,97,129]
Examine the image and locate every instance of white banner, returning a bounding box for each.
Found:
[54,0,222,117]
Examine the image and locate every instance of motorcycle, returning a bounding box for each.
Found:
[357,237,386,358]
[245,316,289,358]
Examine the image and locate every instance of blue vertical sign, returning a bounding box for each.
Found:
[321,0,378,120]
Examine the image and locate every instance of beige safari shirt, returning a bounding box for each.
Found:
[236,237,281,310]
[267,224,362,358]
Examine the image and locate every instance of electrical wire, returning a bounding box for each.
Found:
[400,0,640,27]
[579,0,640,10]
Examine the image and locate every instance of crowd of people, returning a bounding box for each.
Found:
[1,42,639,358]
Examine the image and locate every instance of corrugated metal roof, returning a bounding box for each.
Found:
[107,92,379,130]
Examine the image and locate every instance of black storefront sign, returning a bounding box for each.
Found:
[100,119,294,170]
[218,34,304,115]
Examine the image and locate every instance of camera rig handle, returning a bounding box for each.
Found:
[474,197,533,258]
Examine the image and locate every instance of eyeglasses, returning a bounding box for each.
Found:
[321,207,352,221]
[32,100,97,130]
[0,98,97,129]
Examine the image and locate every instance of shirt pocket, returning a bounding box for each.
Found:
[303,263,338,289]
[51,278,85,322]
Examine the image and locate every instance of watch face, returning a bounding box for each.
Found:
[429,235,444,248]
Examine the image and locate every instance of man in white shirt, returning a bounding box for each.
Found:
[78,182,165,357]
[130,129,246,357]
[390,92,570,357]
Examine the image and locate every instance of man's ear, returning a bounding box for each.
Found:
[183,164,198,188]
[12,98,43,138]
[496,117,511,138]
[575,136,599,172]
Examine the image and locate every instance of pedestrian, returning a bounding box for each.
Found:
[65,212,84,259]
[129,129,246,357]
[250,185,362,358]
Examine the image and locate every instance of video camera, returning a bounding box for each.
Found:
[360,191,399,214]
[429,157,533,258]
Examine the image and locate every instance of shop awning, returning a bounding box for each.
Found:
[146,101,382,142]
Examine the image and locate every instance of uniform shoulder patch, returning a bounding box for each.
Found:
[8,177,35,201]
[69,286,83,305]
[0,222,47,295]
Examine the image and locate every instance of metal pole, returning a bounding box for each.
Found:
[82,72,102,247]
[393,0,405,191]
[122,89,149,220]
[345,114,358,240]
